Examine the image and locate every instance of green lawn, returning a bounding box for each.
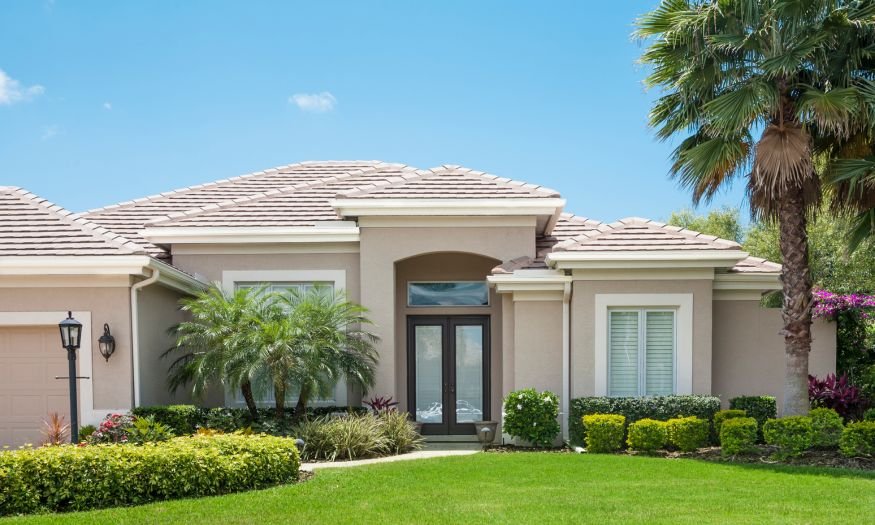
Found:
[4,453,874,524]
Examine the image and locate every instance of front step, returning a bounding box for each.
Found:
[423,434,479,443]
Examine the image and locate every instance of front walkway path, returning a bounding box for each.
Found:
[300,449,478,472]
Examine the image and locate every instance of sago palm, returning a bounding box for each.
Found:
[637,0,875,414]
[164,285,269,419]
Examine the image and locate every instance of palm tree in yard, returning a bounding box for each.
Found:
[637,0,875,415]
[165,285,268,419]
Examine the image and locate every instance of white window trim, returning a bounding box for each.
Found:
[220,270,348,407]
[594,293,693,396]
[607,308,677,396]
[0,311,127,426]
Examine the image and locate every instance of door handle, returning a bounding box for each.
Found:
[443,383,449,394]
[449,384,455,394]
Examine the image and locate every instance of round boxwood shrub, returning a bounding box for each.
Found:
[809,408,844,449]
[720,417,758,456]
[626,418,667,453]
[666,416,709,452]
[863,408,875,422]
[729,396,776,441]
[582,414,626,453]
[839,421,875,458]
[763,416,813,458]
[0,434,300,516]
[503,388,561,447]
[713,409,746,443]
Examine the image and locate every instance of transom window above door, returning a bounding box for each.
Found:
[407,282,489,307]
[608,308,676,397]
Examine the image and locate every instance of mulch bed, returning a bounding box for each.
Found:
[485,444,875,471]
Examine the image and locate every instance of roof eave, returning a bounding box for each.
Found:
[141,224,361,245]
[546,249,749,270]
[331,197,566,218]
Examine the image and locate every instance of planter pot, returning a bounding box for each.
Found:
[474,421,498,446]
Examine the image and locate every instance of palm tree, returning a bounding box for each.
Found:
[165,285,269,419]
[254,287,380,419]
[637,0,875,415]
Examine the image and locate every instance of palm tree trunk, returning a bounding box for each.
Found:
[240,380,259,420]
[294,384,311,419]
[778,185,814,416]
[274,383,286,419]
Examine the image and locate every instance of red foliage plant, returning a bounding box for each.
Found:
[809,373,867,420]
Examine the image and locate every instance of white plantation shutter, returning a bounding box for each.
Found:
[645,311,675,395]
[608,309,676,396]
[608,311,639,396]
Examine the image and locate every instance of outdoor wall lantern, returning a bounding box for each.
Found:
[98,323,116,362]
[58,311,83,443]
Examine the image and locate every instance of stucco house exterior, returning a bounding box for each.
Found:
[0,161,835,445]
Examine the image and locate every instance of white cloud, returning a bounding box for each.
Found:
[0,69,44,106]
[103,102,112,110]
[41,124,59,140]
[289,91,336,113]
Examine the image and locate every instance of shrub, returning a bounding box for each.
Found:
[293,414,388,461]
[626,419,667,453]
[808,408,844,449]
[569,395,720,446]
[720,417,758,456]
[378,411,424,455]
[78,424,97,442]
[582,414,626,453]
[88,413,136,444]
[0,434,300,516]
[503,389,561,447]
[729,396,777,440]
[713,409,747,443]
[125,416,174,445]
[763,416,813,458]
[131,405,207,435]
[864,408,875,422]
[839,421,875,457]
[666,416,709,452]
[809,373,866,420]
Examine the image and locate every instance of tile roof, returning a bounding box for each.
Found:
[493,214,604,273]
[0,187,144,256]
[728,256,782,273]
[336,165,561,199]
[552,217,742,252]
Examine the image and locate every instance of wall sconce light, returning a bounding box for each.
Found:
[98,323,116,362]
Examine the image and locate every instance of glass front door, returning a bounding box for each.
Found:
[408,316,490,435]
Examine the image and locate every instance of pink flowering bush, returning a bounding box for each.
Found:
[87,413,135,444]
[812,290,875,320]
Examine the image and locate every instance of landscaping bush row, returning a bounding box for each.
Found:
[292,411,423,461]
[583,414,710,453]
[131,404,368,436]
[569,395,721,445]
[0,434,301,516]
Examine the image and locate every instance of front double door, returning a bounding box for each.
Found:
[407,316,490,435]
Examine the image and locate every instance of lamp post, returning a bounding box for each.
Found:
[58,312,83,443]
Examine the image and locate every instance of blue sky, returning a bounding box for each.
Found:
[0,1,748,221]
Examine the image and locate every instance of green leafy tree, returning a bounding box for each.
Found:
[638,0,875,415]
[668,207,744,243]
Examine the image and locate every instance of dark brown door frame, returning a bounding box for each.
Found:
[407,315,490,435]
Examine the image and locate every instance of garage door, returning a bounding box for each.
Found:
[0,326,72,447]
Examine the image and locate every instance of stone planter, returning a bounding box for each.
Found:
[474,421,498,446]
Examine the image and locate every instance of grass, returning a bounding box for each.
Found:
[3,453,875,524]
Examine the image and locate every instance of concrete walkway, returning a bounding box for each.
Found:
[300,449,478,472]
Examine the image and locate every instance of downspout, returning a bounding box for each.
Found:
[562,280,571,442]
[131,268,160,407]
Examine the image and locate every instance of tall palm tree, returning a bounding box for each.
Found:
[165,285,269,419]
[637,0,875,415]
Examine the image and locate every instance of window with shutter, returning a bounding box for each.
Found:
[608,309,676,397]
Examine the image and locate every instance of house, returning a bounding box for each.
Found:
[0,161,835,445]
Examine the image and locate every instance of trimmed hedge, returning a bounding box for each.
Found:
[720,417,758,456]
[839,421,875,458]
[763,416,813,459]
[729,396,776,440]
[713,409,746,443]
[666,416,709,452]
[626,419,667,453]
[0,434,300,516]
[582,414,626,453]
[132,405,368,436]
[569,395,721,446]
[809,408,843,449]
[864,408,875,422]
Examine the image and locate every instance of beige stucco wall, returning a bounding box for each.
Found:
[360,225,536,401]
[712,300,836,412]
[0,285,134,410]
[512,300,564,395]
[570,279,714,398]
[136,283,190,406]
[394,253,502,420]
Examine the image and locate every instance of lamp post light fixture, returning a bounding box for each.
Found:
[58,311,83,443]
[98,323,115,362]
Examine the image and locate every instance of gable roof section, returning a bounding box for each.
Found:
[0,187,144,256]
[552,217,742,252]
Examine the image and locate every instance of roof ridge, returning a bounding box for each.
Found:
[145,162,415,227]
[79,160,388,216]
[335,164,562,199]
[2,187,145,254]
[557,212,604,228]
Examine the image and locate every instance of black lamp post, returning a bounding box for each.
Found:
[58,312,83,443]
